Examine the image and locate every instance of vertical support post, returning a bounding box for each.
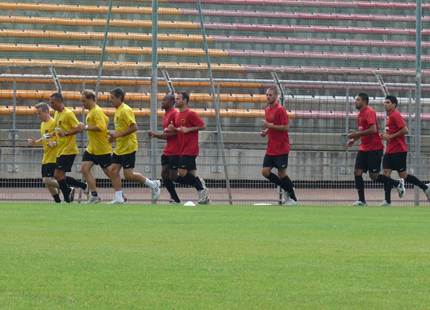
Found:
[344,87,350,176]
[196,0,233,204]
[95,0,114,98]
[150,0,159,203]
[414,0,422,206]
[10,81,18,173]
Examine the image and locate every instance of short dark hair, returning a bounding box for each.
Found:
[110,87,125,102]
[164,93,175,103]
[35,101,50,112]
[50,92,63,102]
[357,93,369,104]
[82,89,96,101]
[385,95,398,107]
[267,85,279,96]
[177,91,189,103]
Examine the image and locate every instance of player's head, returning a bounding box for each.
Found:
[49,92,64,111]
[110,87,125,107]
[175,91,189,109]
[162,93,175,110]
[35,101,51,122]
[355,93,369,110]
[384,95,398,112]
[266,86,278,105]
[81,89,96,110]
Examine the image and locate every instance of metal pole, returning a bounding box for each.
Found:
[196,0,233,204]
[95,0,113,98]
[414,0,422,206]
[150,0,159,203]
[10,81,18,173]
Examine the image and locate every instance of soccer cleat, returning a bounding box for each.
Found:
[84,195,101,204]
[151,180,161,201]
[379,200,391,207]
[68,187,75,203]
[198,176,207,189]
[168,199,181,205]
[198,188,210,204]
[77,184,89,203]
[283,198,298,206]
[281,189,290,204]
[396,178,406,198]
[352,200,367,207]
[424,184,430,202]
[107,199,125,205]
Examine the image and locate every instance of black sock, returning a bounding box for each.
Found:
[58,179,71,202]
[405,175,427,190]
[176,174,203,191]
[376,174,399,188]
[280,176,297,201]
[65,176,87,190]
[53,194,61,203]
[91,191,98,197]
[164,178,180,203]
[176,176,193,186]
[265,172,282,187]
[384,181,392,204]
[355,175,365,202]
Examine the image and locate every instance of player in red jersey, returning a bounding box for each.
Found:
[347,93,405,206]
[149,94,181,204]
[381,95,430,206]
[166,91,209,204]
[260,86,297,205]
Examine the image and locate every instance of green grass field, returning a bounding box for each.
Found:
[1,203,430,309]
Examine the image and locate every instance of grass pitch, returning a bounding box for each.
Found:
[1,203,430,309]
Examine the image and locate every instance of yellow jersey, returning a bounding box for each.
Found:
[54,107,79,156]
[86,105,112,155]
[40,117,57,164]
[113,103,138,155]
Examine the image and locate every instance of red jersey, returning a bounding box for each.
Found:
[162,108,179,156]
[264,102,290,156]
[357,106,384,151]
[174,108,205,156]
[385,109,408,154]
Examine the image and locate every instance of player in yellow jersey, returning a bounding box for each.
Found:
[78,89,125,204]
[49,92,87,203]
[27,102,61,203]
[108,88,161,201]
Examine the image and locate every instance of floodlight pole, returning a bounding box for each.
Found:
[197,0,233,205]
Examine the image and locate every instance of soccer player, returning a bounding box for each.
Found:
[149,94,181,203]
[79,89,125,204]
[381,95,430,205]
[108,88,161,201]
[166,91,209,204]
[260,86,297,205]
[49,92,87,203]
[27,102,61,203]
[347,93,405,206]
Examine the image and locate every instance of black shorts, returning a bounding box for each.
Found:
[82,151,112,169]
[355,150,383,173]
[263,154,289,170]
[112,151,136,169]
[178,156,197,171]
[56,154,76,172]
[41,163,56,178]
[161,155,179,170]
[383,152,407,172]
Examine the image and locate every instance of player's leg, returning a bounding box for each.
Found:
[121,152,160,201]
[80,157,100,203]
[370,151,405,199]
[100,154,125,204]
[262,155,283,187]
[161,155,180,203]
[397,153,430,201]
[353,151,367,206]
[381,169,393,206]
[176,156,208,203]
[42,163,60,203]
[54,155,75,203]
[275,154,297,203]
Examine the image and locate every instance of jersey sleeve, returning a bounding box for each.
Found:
[67,110,80,128]
[394,113,406,129]
[123,108,136,127]
[189,111,205,127]
[275,108,289,126]
[366,110,377,126]
[93,110,108,131]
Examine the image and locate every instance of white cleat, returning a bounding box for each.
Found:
[397,178,406,198]
[68,187,75,203]
[107,199,125,205]
[283,198,298,206]
[151,180,161,201]
[424,183,430,202]
[198,188,210,205]
[83,195,101,204]
[379,200,391,207]
[352,200,367,207]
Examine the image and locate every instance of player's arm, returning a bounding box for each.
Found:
[110,123,137,141]
[177,112,205,133]
[348,124,377,140]
[382,126,408,141]
[27,137,43,146]
[58,112,84,137]
[263,109,289,131]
